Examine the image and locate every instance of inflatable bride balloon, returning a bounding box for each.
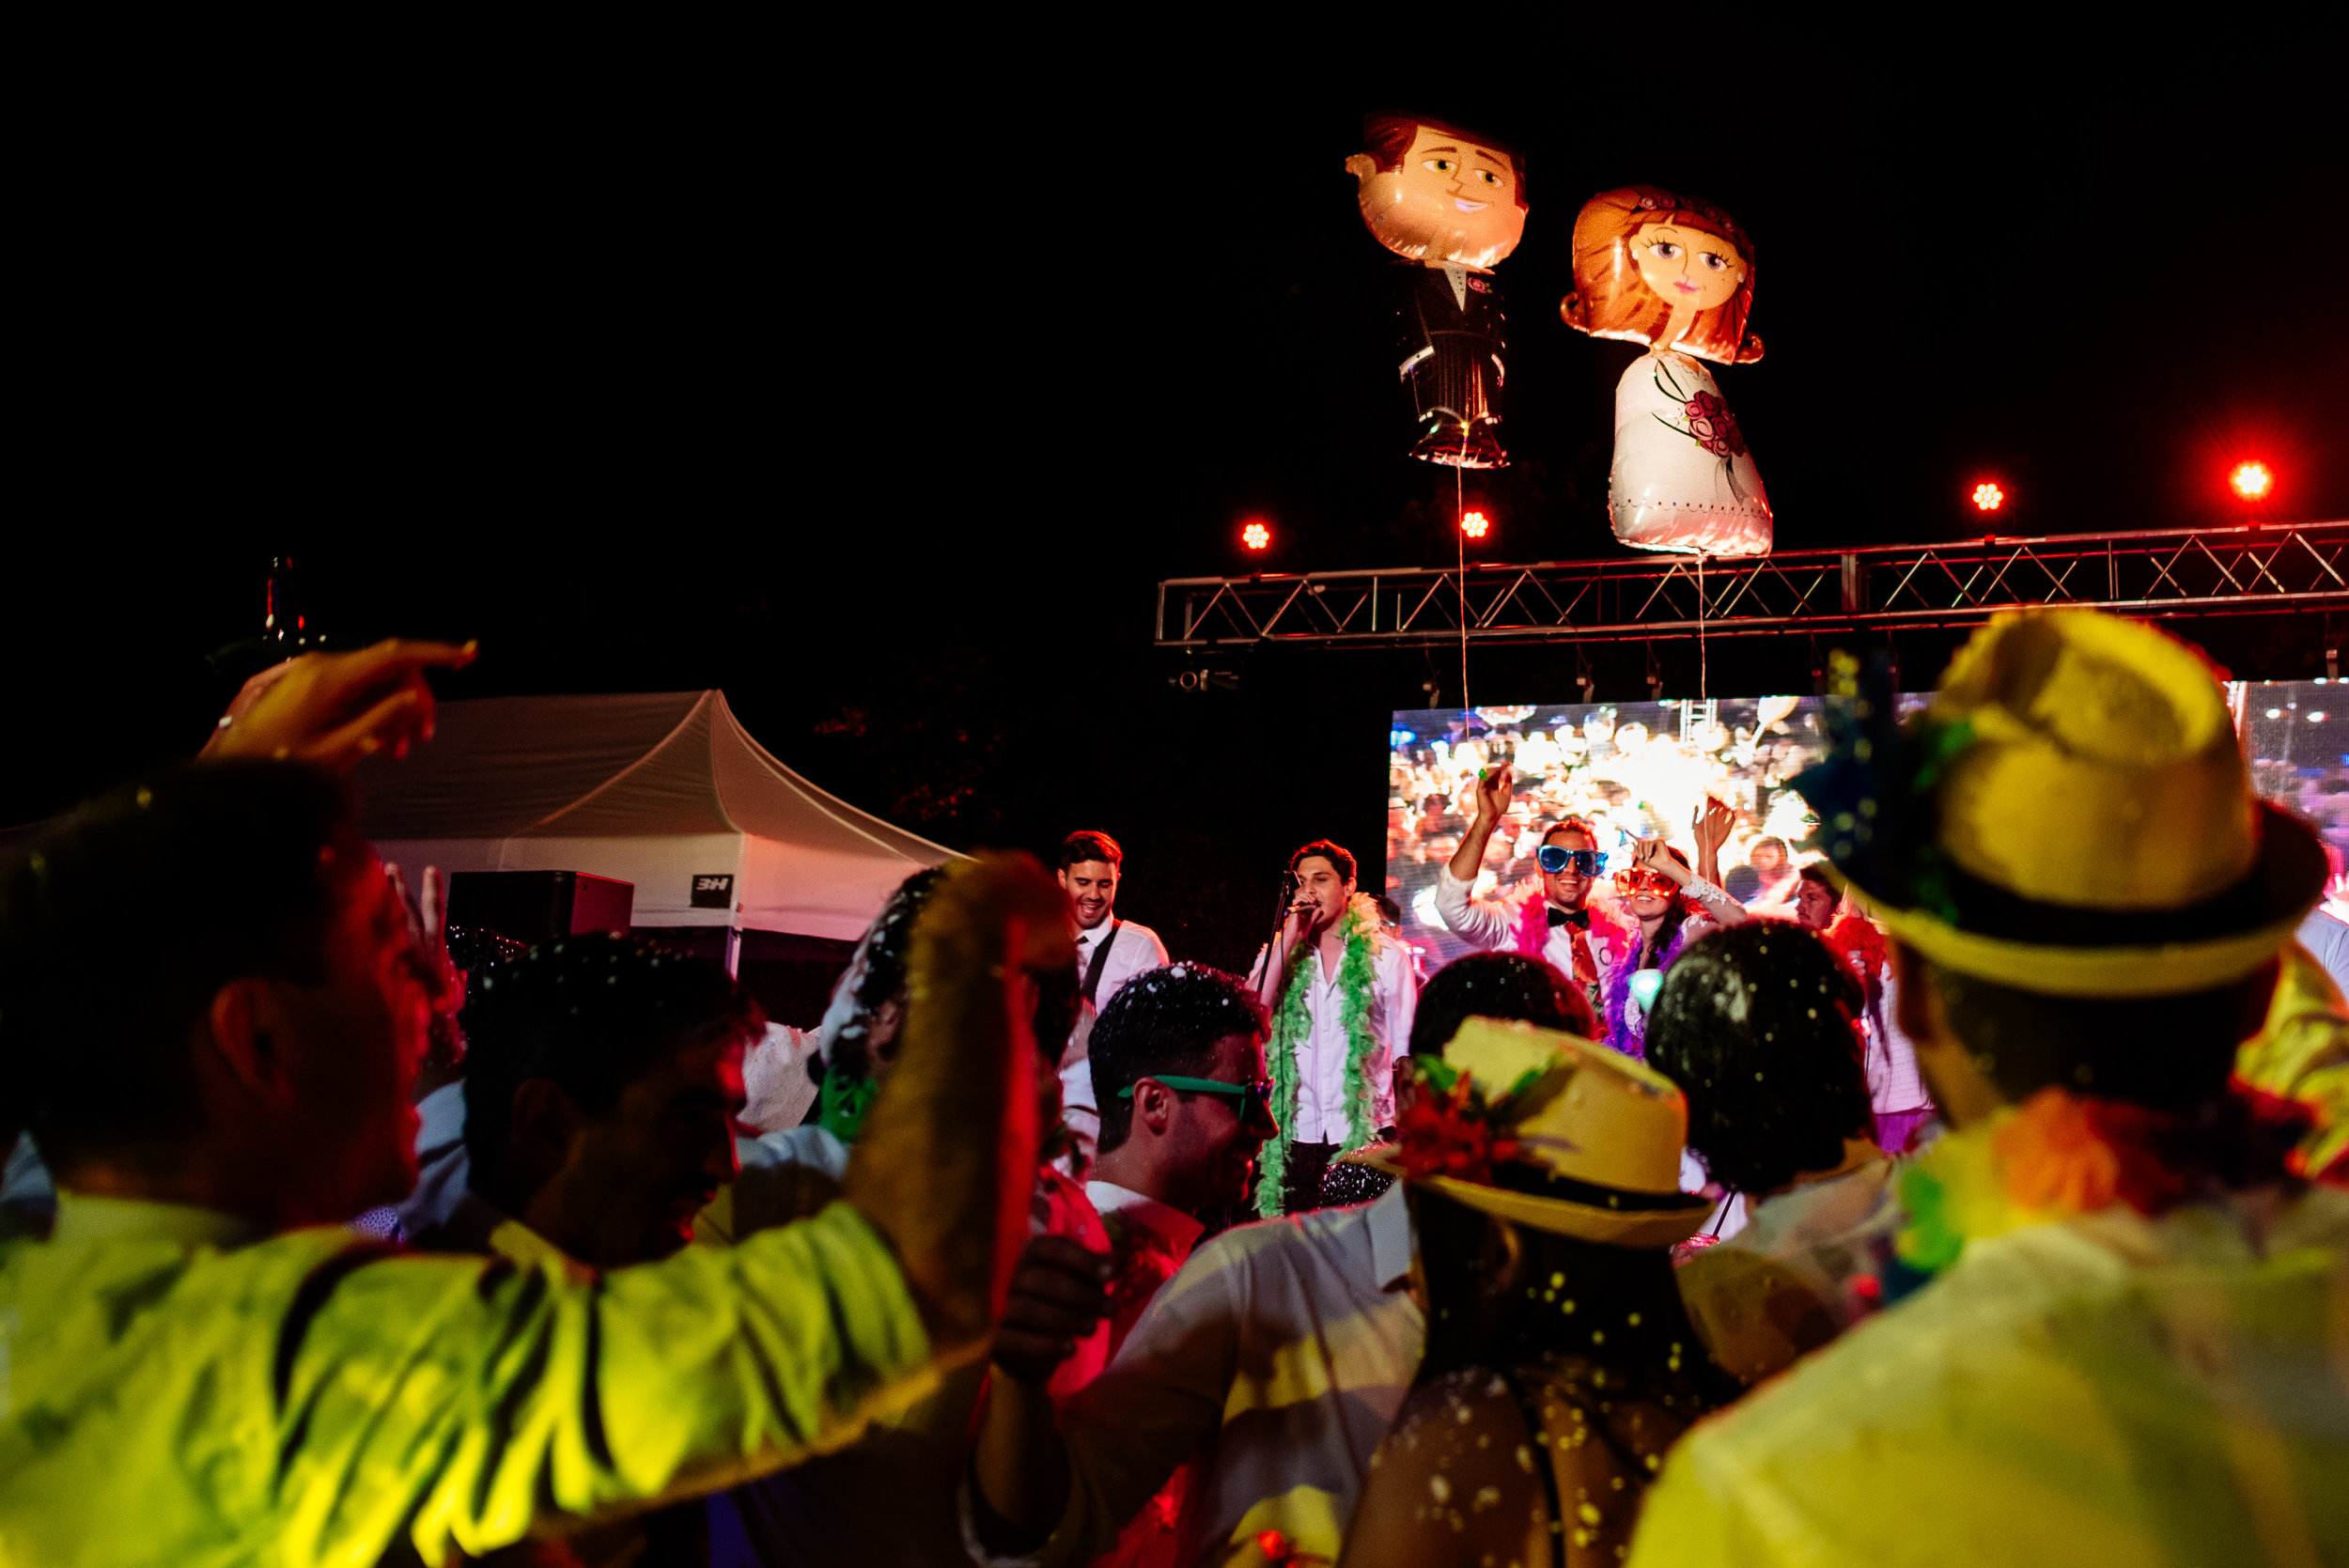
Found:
[1561,187,1770,555]
[1346,113,1527,468]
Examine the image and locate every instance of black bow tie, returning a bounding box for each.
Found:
[1548,908,1591,930]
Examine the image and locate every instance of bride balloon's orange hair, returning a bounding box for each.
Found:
[1561,186,1762,365]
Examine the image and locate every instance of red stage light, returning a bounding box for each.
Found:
[1241,520,1271,551]
[1971,482,2004,512]
[2231,461,2272,500]
[1461,510,1491,539]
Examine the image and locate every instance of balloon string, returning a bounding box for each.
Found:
[1457,424,1470,731]
[1698,552,1708,703]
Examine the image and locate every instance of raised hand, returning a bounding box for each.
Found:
[991,1234,1112,1384]
[1692,796,1735,855]
[1470,765,1515,826]
[203,639,477,771]
[1633,836,1689,883]
[385,865,466,1022]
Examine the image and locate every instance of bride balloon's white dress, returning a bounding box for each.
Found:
[1609,349,1772,556]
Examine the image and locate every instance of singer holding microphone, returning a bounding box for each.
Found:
[1250,840,1417,1217]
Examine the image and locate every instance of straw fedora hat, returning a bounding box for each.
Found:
[1799,609,2326,998]
[1369,1016,1713,1248]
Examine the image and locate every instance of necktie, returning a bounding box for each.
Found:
[1548,907,1598,987]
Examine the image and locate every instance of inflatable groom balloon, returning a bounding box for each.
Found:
[1562,187,1770,555]
[1346,113,1526,468]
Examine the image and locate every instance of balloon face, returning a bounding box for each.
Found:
[1631,224,1748,313]
[1560,186,1759,366]
[1350,123,1527,272]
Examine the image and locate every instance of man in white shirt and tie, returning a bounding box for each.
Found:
[1433,766,1633,1020]
[1056,831,1170,1164]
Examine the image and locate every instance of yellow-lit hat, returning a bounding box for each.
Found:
[1801,610,2326,998]
[1368,1016,1713,1248]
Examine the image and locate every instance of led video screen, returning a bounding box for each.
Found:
[1388,679,2349,973]
[2241,680,2349,884]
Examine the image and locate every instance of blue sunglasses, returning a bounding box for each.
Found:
[1537,846,1605,876]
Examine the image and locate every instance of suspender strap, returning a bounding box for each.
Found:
[1080,920,1122,1006]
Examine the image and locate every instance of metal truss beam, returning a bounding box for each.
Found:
[1156,521,2349,647]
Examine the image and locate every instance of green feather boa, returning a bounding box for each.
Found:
[1258,893,1382,1218]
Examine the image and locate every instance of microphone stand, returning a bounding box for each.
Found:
[1248,872,1300,991]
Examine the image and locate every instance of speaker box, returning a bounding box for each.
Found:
[446,871,635,946]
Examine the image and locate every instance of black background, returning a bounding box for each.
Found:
[17,21,2348,973]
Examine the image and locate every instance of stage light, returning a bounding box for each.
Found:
[1241,520,1270,551]
[1971,481,2004,512]
[1461,510,1490,539]
[2231,461,2272,500]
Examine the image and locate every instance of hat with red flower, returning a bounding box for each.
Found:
[1369,1017,1713,1247]
[1793,609,2327,997]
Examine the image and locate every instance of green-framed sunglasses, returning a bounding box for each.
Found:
[1117,1075,1275,1121]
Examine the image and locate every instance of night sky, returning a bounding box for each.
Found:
[22,26,2347,971]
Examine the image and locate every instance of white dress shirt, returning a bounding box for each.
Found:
[1432,864,1626,1000]
[1867,958,1933,1115]
[393,1079,472,1240]
[2295,906,2349,999]
[1275,931,1418,1143]
[1083,1179,1206,1265]
[1061,919,1173,1166]
[1074,917,1169,1010]
[738,1022,820,1135]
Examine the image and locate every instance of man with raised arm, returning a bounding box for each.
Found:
[0,653,1058,1565]
[1432,766,1635,1017]
[1436,769,1742,1033]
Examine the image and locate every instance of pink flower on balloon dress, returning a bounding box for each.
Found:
[1650,357,1749,466]
[1682,390,1748,458]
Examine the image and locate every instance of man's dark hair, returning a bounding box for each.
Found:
[1722,864,1763,902]
[1410,952,1595,1058]
[1923,960,2267,1114]
[1539,816,1595,847]
[1797,862,1836,893]
[825,866,949,1082]
[461,932,764,1182]
[1374,894,1404,926]
[1646,924,1872,1194]
[0,762,352,1177]
[1058,831,1124,870]
[1089,964,1268,1155]
[1289,839,1358,885]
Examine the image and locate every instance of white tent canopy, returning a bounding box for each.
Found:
[360,691,959,941]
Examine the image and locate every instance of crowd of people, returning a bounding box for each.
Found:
[2,609,2345,1565]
